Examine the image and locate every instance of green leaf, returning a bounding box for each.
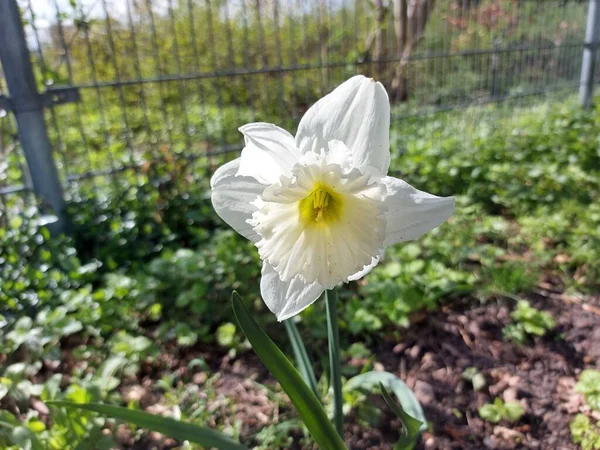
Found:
[26,419,45,433]
[569,413,600,450]
[461,367,486,392]
[503,323,526,344]
[510,301,555,338]
[283,319,319,398]
[587,393,600,412]
[47,401,248,450]
[479,403,502,423]
[576,370,600,395]
[232,292,347,450]
[522,322,545,336]
[0,383,9,401]
[344,371,425,450]
[471,373,486,392]
[8,425,44,450]
[73,426,105,450]
[344,371,427,431]
[216,323,237,348]
[570,414,591,442]
[379,384,423,450]
[188,358,209,371]
[503,401,525,422]
[97,355,127,382]
[575,370,600,411]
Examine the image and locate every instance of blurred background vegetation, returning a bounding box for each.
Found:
[1,0,589,195]
[0,0,599,449]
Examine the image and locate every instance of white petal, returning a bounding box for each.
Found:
[250,157,387,289]
[295,75,390,175]
[382,176,455,246]
[260,262,325,321]
[237,122,301,185]
[347,249,384,281]
[210,158,265,242]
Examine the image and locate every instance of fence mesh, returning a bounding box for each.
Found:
[0,0,593,226]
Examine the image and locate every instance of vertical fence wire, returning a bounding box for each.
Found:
[316,0,325,94]
[298,0,311,107]
[205,0,227,149]
[286,2,299,120]
[167,0,192,156]
[50,0,97,189]
[1,104,33,211]
[26,0,71,184]
[145,0,176,154]
[186,0,210,146]
[0,99,6,230]
[101,0,142,187]
[76,1,117,183]
[0,94,31,195]
[0,193,7,228]
[0,79,26,218]
[273,0,286,118]
[222,0,240,143]
[126,0,160,168]
[254,0,271,116]
[241,0,258,123]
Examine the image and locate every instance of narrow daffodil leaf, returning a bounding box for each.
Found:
[379,384,423,450]
[284,319,319,398]
[47,401,248,450]
[232,292,347,450]
[345,370,426,429]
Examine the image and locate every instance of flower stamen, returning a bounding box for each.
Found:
[299,183,342,226]
[313,190,329,222]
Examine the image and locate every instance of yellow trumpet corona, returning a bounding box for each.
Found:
[299,184,343,226]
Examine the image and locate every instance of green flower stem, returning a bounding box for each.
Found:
[284,319,320,398]
[326,288,344,438]
[232,293,347,450]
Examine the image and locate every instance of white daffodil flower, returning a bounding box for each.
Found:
[211,75,454,321]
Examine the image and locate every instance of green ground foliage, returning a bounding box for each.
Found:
[478,398,525,424]
[0,96,599,448]
[571,414,600,450]
[575,370,600,412]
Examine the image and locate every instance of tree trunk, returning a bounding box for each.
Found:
[373,0,385,75]
[319,0,329,91]
[391,0,436,101]
[362,1,388,78]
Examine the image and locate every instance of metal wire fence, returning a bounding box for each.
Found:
[0,0,596,230]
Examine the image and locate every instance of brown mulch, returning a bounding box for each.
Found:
[119,290,600,450]
[370,291,600,450]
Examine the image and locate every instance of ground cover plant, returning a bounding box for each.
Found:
[0,94,599,449]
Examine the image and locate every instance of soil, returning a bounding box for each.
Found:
[377,290,600,450]
[115,283,600,450]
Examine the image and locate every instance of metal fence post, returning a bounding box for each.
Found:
[580,0,600,109]
[0,0,68,234]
